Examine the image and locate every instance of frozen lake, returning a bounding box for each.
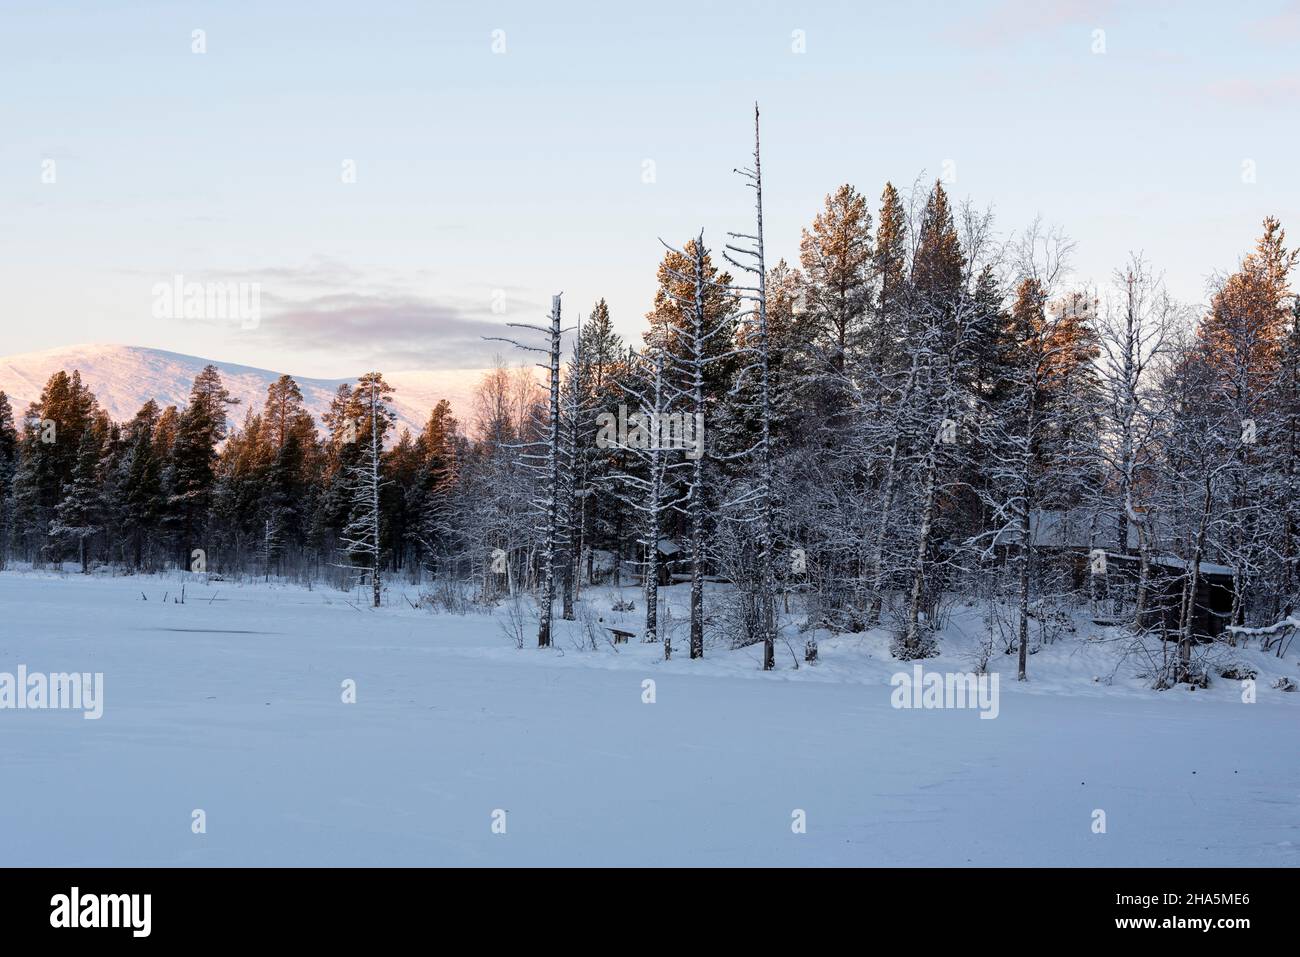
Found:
[1,570,1296,866]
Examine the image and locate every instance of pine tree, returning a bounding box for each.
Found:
[254,374,318,570]
[264,375,313,451]
[165,365,238,568]
[799,183,873,375]
[646,240,738,407]
[49,429,103,572]
[116,401,164,570]
[1197,218,1297,624]
[0,392,16,569]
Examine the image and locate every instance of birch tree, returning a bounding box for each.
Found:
[1095,254,1176,623]
[485,295,570,647]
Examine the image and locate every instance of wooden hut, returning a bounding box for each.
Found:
[1100,553,1235,641]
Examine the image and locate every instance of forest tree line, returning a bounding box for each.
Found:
[0,173,1297,683]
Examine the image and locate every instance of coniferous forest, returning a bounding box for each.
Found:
[2,148,1297,690]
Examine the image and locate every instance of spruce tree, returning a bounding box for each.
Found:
[117,401,164,570]
[649,234,739,658]
[8,371,99,563]
[409,400,460,576]
[49,429,103,572]
[165,365,238,568]
[575,299,627,586]
[0,392,17,569]
[870,182,908,376]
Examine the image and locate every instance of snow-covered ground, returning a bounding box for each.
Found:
[0,567,1296,866]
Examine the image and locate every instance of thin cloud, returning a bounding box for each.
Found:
[953,0,1116,46]
[253,291,519,370]
[241,256,367,290]
[163,258,545,371]
[1246,1,1300,42]
[1203,74,1300,107]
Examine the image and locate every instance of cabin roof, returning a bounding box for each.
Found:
[992,509,1138,549]
[1104,552,1236,579]
[1149,554,1235,577]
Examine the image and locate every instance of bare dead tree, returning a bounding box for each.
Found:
[484,294,571,647]
[723,103,778,669]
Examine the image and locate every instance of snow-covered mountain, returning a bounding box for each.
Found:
[0,344,488,439]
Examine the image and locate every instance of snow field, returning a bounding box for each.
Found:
[0,568,1296,866]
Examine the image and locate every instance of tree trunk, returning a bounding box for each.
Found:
[537,295,563,648]
[751,107,777,672]
[689,241,707,661]
[902,445,939,659]
[1177,473,1214,683]
[370,386,382,608]
[1016,498,1031,681]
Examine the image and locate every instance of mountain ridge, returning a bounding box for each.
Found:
[0,343,489,439]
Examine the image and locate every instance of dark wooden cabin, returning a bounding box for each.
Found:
[1100,553,1235,641]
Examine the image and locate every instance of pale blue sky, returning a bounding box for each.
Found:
[2,0,1297,375]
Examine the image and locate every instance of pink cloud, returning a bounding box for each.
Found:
[1247,1,1300,42]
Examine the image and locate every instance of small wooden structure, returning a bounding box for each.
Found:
[992,509,1137,591]
[1099,553,1235,641]
[608,627,635,645]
